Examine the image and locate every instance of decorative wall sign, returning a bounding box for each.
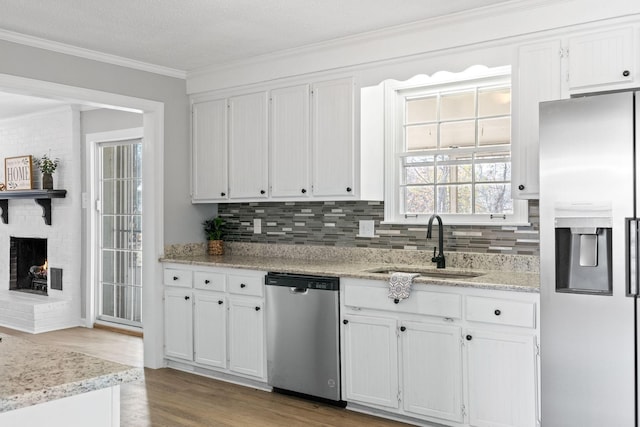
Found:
[4,156,33,190]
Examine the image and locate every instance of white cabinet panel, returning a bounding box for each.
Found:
[343,315,399,409]
[228,92,269,199]
[270,84,311,198]
[568,27,635,92]
[194,292,227,368]
[466,330,537,427]
[228,297,265,379]
[512,40,562,200]
[164,288,193,361]
[401,321,463,423]
[311,78,355,197]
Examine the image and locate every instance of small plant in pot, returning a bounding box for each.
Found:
[33,154,59,190]
[203,216,225,256]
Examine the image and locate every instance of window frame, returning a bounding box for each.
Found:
[383,65,529,226]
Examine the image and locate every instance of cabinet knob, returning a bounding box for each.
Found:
[301,188,307,194]
[393,298,400,304]
[220,192,226,197]
[204,279,210,284]
[173,276,178,281]
[400,326,406,332]
[623,70,631,77]
[466,335,472,341]
[518,184,525,191]
[218,300,223,305]
[346,187,352,193]
[494,309,501,316]
[184,296,190,301]
[240,283,246,288]
[343,319,349,325]
[260,190,266,195]
[255,306,261,311]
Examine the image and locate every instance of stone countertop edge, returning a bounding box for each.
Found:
[160,254,540,293]
[0,334,143,413]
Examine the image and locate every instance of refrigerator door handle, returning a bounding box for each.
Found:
[626,218,640,296]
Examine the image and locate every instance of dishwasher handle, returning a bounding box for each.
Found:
[289,287,309,295]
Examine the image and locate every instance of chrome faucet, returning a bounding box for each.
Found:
[427,214,446,269]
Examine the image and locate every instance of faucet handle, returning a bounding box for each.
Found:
[432,246,437,258]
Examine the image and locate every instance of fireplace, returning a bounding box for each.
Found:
[10,237,48,295]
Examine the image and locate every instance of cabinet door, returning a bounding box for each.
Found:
[311,78,355,197]
[228,92,269,199]
[164,289,193,361]
[401,321,463,423]
[191,99,228,202]
[228,297,265,379]
[270,84,311,198]
[568,27,634,92]
[343,315,399,409]
[194,292,227,368]
[466,330,537,427]
[512,40,562,199]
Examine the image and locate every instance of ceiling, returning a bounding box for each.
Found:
[0,0,517,119]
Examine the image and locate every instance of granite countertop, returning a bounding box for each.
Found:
[0,334,142,413]
[161,253,540,293]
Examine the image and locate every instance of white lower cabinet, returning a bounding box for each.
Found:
[342,278,539,427]
[163,264,266,384]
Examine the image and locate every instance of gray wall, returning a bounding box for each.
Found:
[0,39,212,244]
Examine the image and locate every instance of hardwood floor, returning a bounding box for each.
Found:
[0,326,411,426]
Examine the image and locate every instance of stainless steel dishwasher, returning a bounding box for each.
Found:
[265,272,343,404]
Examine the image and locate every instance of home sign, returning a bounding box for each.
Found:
[5,155,33,190]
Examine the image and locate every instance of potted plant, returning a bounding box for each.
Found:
[33,154,59,190]
[203,216,225,255]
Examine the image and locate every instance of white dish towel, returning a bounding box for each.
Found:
[388,272,419,302]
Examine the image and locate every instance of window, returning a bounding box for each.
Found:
[384,66,528,225]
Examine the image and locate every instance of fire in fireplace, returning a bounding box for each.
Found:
[10,237,48,295]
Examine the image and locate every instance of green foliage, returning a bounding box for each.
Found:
[203,216,225,241]
[34,154,60,174]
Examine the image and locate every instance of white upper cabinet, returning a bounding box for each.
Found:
[191,99,228,202]
[269,84,311,198]
[311,78,355,197]
[512,40,562,200]
[568,27,635,93]
[228,91,269,200]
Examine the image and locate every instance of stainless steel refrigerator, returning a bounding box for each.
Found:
[539,91,640,427]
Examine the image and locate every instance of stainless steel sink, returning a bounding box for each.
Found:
[365,267,482,280]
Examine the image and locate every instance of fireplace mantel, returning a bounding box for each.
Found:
[0,190,67,225]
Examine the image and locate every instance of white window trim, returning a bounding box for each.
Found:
[383,65,529,226]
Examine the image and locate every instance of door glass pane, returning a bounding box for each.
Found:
[98,138,143,328]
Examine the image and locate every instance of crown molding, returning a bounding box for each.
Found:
[0,29,187,80]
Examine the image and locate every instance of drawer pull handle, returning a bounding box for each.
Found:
[400,326,406,332]
[466,335,472,341]
[343,319,349,325]
[255,306,261,311]
[184,296,190,301]
[221,192,226,197]
[393,298,400,304]
[173,276,178,281]
[494,309,501,316]
[301,188,307,194]
[204,280,210,284]
[240,283,246,288]
[218,300,223,305]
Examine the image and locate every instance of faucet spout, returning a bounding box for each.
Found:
[427,214,446,269]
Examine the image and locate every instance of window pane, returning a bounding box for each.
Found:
[403,186,434,214]
[441,91,475,120]
[406,124,437,150]
[405,155,434,164]
[436,162,472,184]
[405,166,435,184]
[407,96,437,124]
[475,153,511,182]
[478,117,510,146]
[441,120,476,148]
[475,183,513,214]
[478,87,510,117]
[436,185,472,214]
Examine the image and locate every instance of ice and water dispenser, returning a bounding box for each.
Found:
[554,216,613,295]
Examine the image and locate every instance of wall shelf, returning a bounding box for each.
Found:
[0,190,67,225]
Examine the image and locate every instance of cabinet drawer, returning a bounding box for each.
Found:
[194,271,226,292]
[228,273,264,297]
[345,285,461,319]
[465,296,536,328]
[164,268,193,287]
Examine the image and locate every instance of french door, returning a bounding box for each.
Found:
[96,139,143,328]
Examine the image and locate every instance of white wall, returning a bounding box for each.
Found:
[0,107,82,330]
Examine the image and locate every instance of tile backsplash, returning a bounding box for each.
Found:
[218,200,539,256]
